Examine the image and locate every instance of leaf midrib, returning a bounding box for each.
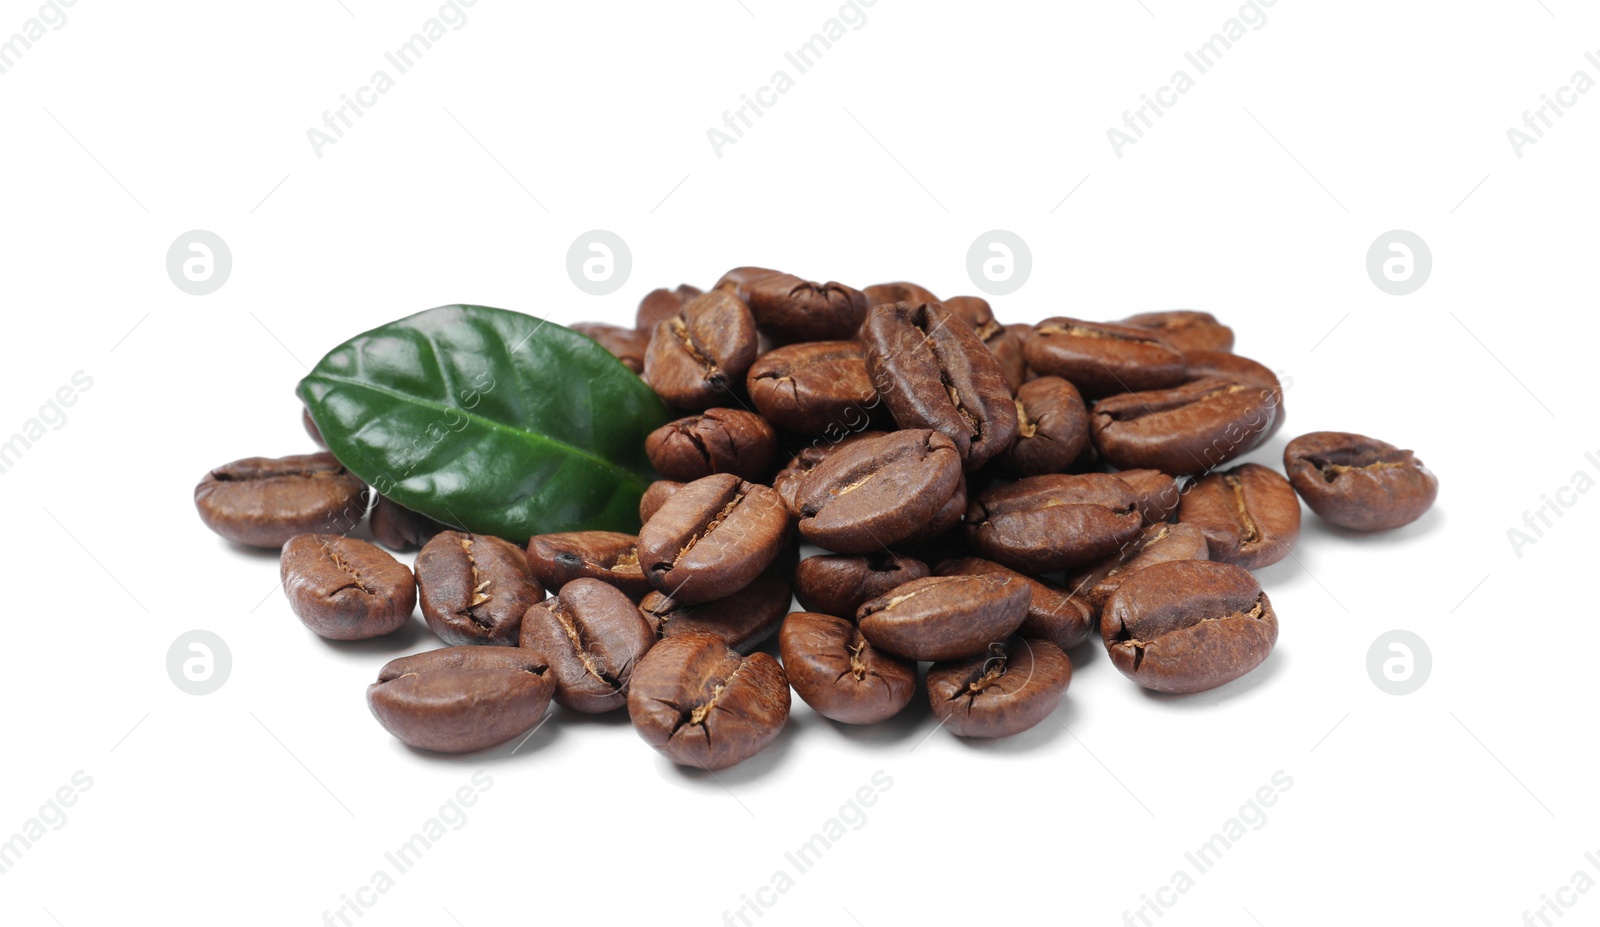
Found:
[312,372,649,491]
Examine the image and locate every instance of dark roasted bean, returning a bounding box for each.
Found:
[639,545,795,653]
[742,273,869,344]
[635,284,704,333]
[638,480,682,524]
[195,452,368,548]
[793,551,930,619]
[780,612,917,725]
[1090,377,1277,476]
[1179,464,1301,569]
[1182,351,1285,441]
[281,535,415,640]
[965,473,1142,573]
[645,408,776,483]
[369,495,446,552]
[518,579,656,713]
[1122,310,1235,355]
[572,322,650,374]
[525,531,651,600]
[861,301,1019,471]
[368,647,554,753]
[1000,377,1089,476]
[1114,468,1182,525]
[746,341,884,436]
[926,638,1071,738]
[1283,431,1438,531]
[857,574,1030,661]
[1100,560,1278,694]
[792,429,965,553]
[643,290,759,410]
[415,531,545,645]
[1067,521,1210,610]
[627,632,790,769]
[864,281,940,308]
[771,431,888,515]
[638,474,789,604]
[1025,317,1187,398]
[936,557,1096,650]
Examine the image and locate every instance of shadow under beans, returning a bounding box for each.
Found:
[1135,649,1288,709]
[549,704,635,730]
[312,617,430,657]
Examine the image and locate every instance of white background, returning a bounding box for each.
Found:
[3,1,1597,925]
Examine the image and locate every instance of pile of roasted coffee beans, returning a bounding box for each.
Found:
[195,268,1439,770]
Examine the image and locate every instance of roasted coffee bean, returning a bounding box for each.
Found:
[857,573,1030,661]
[639,480,682,524]
[1183,351,1285,440]
[926,638,1071,738]
[281,535,415,640]
[195,452,368,548]
[864,280,939,307]
[518,579,656,713]
[793,551,929,619]
[1122,310,1235,355]
[772,432,887,514]
[572,322,650,374]
[965,473,1142,573]
[645,408,776,482]
[1000,377,1089,476]
[416,531,545,645]
[987,325,1029,394]
[638,473,789,604]
[936,557,1095,650]
[640,551,793,653]
[635,284,704,333]
[747,341,883,436]
[742,273,869,344]
[792,429,965,553]
[861,301,1019,471]
[301,407,325,448]
[368,647,554,753]
[780,612,917,725]
[1179,464,1301,569]
[1068,521,1209,610]
[526,531,651,600]
[1114,469,1182,525]
[1090,377,1277,476]
[643,290,759,410]
[1100,560,1278,694]
[1025,317,1187,398]
[713,266,784,303]
[1283,431,1438,531]
[946,294,1029,390]
[627,631,790,769]
[369,495,446,552]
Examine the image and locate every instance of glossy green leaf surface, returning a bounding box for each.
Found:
[297,305,668,541]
